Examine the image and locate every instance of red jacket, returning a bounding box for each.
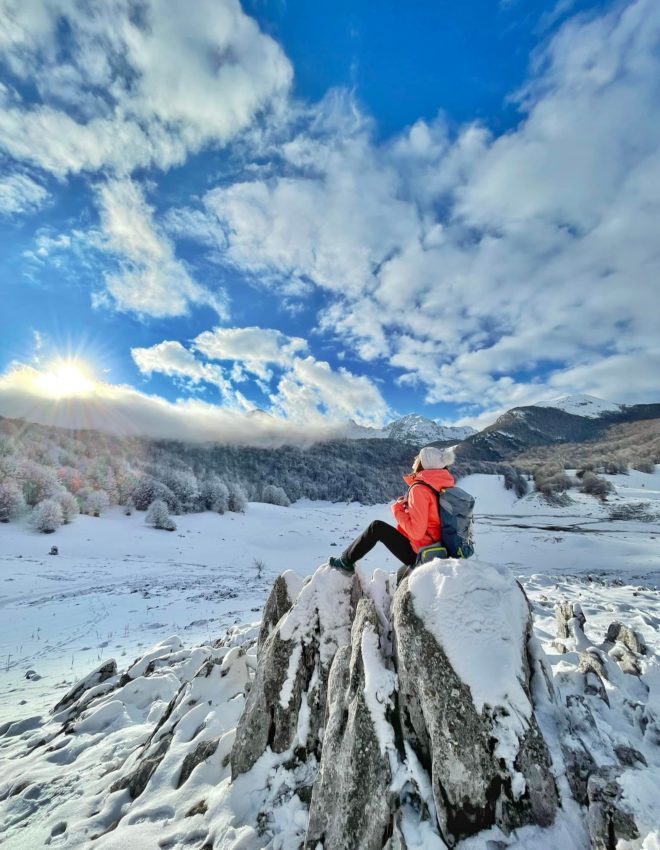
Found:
[391,468,455,552]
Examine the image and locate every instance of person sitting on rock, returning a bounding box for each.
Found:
[328,445,455,579]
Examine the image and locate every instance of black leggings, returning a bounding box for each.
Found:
[343,520,417,567]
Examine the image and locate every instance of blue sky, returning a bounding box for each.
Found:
[0,0,658,440]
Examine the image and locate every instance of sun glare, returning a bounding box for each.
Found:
[35,359,96,398]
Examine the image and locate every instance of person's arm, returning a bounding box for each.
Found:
[392,486,430,540]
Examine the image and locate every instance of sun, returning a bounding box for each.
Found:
[35,359,96,398]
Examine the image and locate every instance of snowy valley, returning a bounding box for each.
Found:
[1,469,659,849]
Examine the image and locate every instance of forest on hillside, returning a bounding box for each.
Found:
[0,417,416,532]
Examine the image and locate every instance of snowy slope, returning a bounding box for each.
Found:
[534,394,622,417]
[1,470,660,848]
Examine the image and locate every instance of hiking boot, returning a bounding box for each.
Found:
[327,555,355,573]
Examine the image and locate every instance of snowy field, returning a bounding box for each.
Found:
[1,469,659,848]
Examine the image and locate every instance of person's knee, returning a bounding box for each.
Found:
[368,519,387,534]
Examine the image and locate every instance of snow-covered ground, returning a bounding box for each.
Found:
[1,468,659,848]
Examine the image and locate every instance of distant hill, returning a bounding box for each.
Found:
[533,393,622,418]
[456,398,660,463]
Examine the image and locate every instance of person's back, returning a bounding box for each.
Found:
[327,445,456,573]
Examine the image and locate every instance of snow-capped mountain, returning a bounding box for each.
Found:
[341,415,475,445]
[534,394,623,418]
[384,414,476,445]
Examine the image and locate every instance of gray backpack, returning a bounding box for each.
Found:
[413,483,475,559]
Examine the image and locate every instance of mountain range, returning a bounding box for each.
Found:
[451,395,660,463]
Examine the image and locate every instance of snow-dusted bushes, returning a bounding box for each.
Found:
[145,499,176,531]
[84,490,110,517]
[21,460,60,506]
[260,484,291,507]
[59,491,79,523]
[0,480,26,522]
[30,498,63,533]
[132,476,178,512]
[227,482,248,513]
[200,475,229,513]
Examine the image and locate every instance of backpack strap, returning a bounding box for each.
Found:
[408,480,443,497]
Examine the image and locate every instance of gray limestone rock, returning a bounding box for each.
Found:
[51,659,117,718]
[587,768,639,850]
[393,578,557,845]
[605,622,646,655]
[231,567,362,780]
[305,599,394,850]
[556,601,586,639]
[257,572,303,653]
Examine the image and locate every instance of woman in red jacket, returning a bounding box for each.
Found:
[328,445,455,574]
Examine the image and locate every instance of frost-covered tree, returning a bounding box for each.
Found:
[59,490,79,523]
[161,468,199,512]
[227,481,248,513]
[21,461,60,506]
[200,476,229,513]
[31,498,63,533]
[0,481,26,522]
[131,476,179,512]
[145,499,176,531]
[85,490,110,517]
[261,484,291,507]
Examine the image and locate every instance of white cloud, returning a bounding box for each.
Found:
[0,363,344,447]
[0,171,48,215]
[194,326,307,365]
[131,340,236,401]
[270,355,390,427]
[94,179,228,319]
[0,0,292,176]
[132,326,390,427]
[192,0,660,420]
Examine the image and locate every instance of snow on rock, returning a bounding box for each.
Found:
[407,559,532,718]
[306,598,394,850]
[230,564,362,782]
[1,554,659,850]
[394,560,557,843]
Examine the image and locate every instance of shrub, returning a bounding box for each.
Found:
[31,498,63,533]
[581,471,614,500]
[200,476,229,513]
[59,491,79,523]
[145,499,176,531]
[227,482,247,513]
[0,481,26,522]
[261,484,291,507]
[85,490,110,517]
[534,463,572,499]
[501,466,528,499]
[632,457,655,474]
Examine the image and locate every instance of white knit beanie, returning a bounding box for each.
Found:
[419,445,455,469]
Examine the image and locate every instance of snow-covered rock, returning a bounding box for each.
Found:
[2,553,659,850]
[305,598,395,850]
[230,565,362,781]
[393,561,558,842]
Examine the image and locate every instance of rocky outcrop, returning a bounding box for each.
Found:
[229,559,561,848]
[305,598,395,850]
[393,568,557,844]
[587,768,640,850]
[231,566,362,780]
